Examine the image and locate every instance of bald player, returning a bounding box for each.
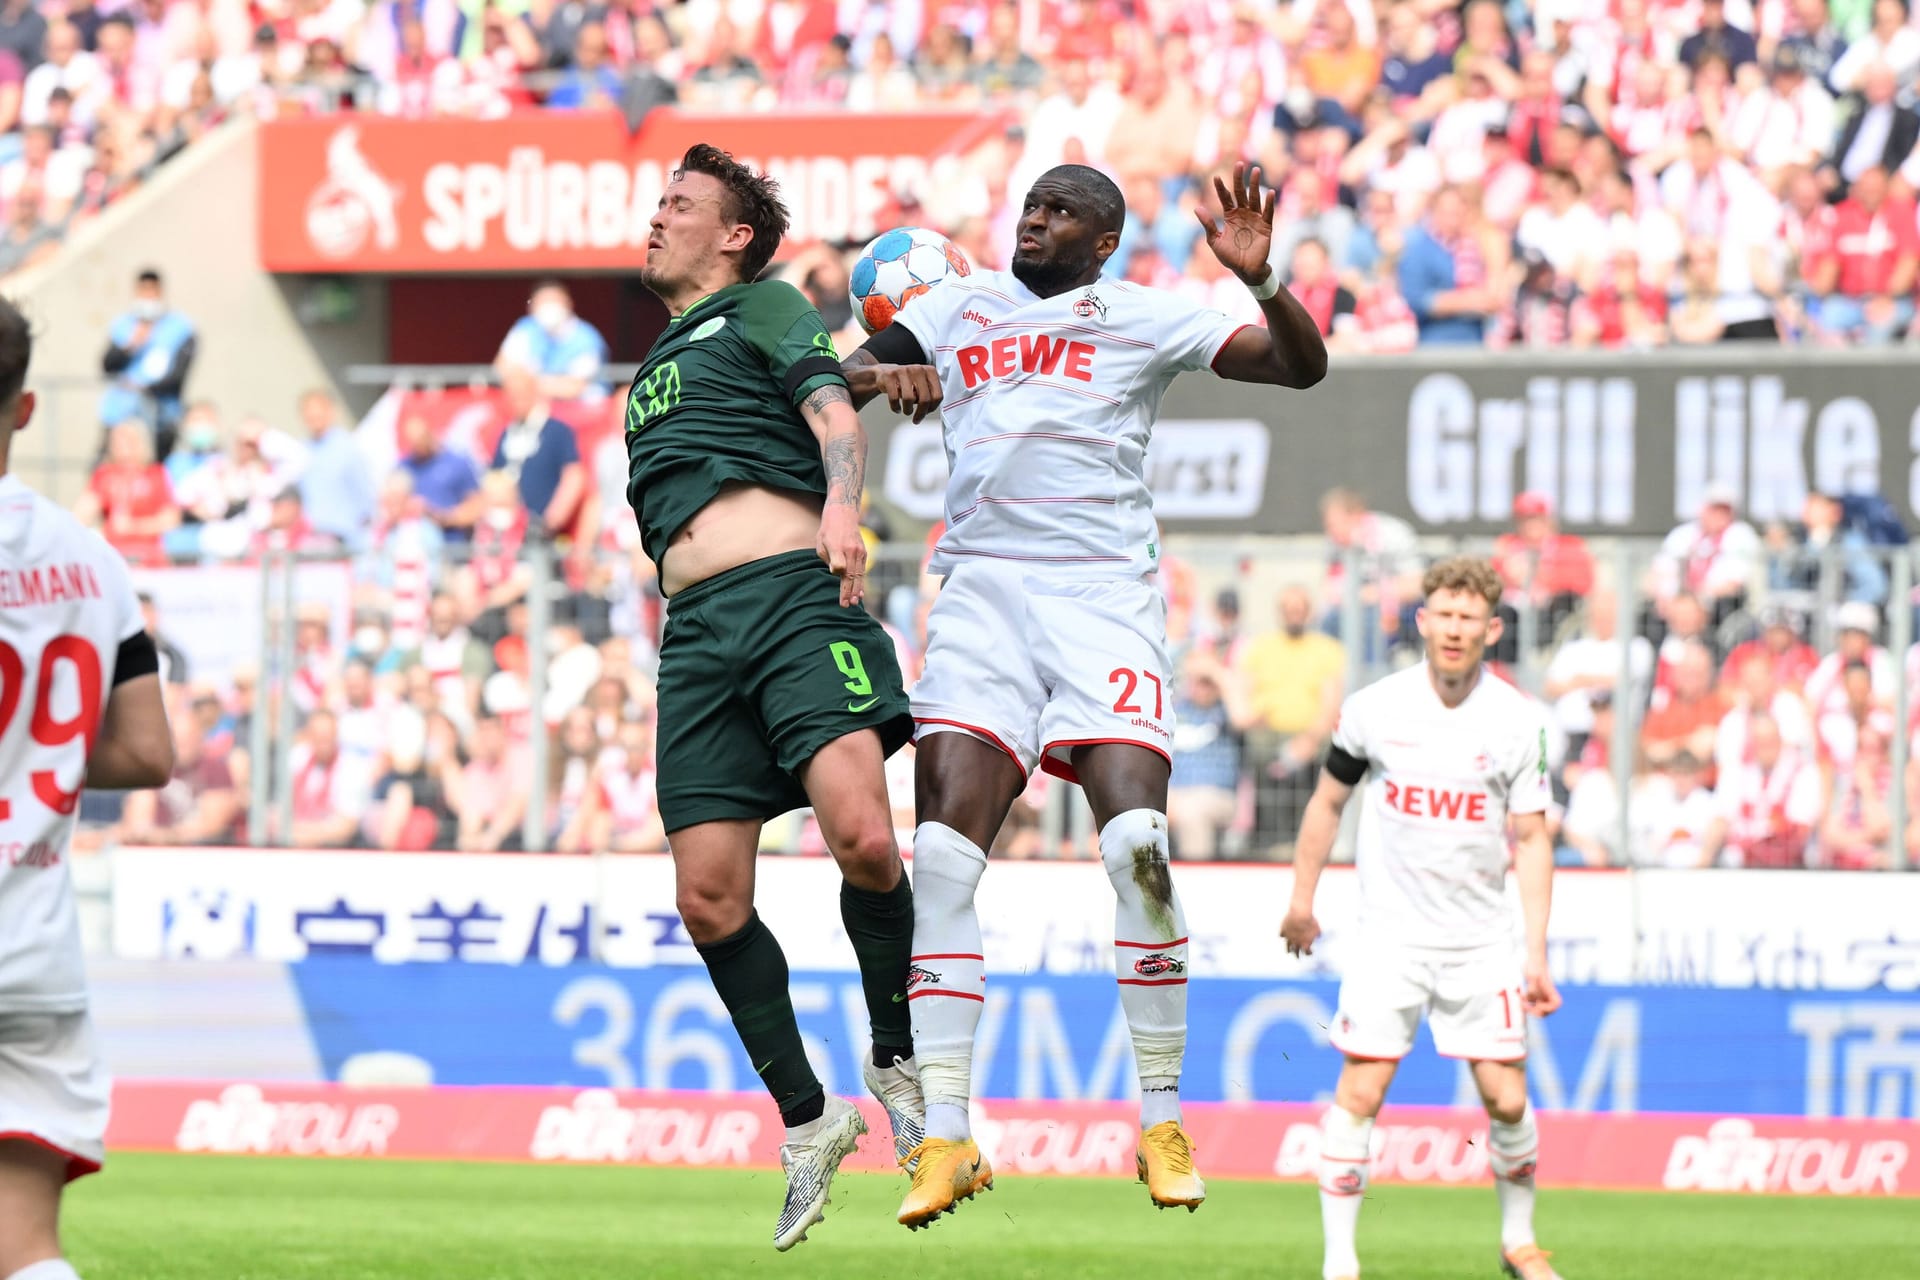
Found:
[840,163,1327,1227]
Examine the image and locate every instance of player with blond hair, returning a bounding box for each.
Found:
[0,294,175,1280]
[1282,556,1566,1280]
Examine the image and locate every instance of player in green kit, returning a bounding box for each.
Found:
[625,144,934,1252]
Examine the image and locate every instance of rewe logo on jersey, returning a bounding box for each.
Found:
[956,335,1095,388]
[1381,780,1488,822]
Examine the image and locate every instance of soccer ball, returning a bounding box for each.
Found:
[850,227,971,334]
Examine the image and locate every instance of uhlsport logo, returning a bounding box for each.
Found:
[306,125,400,260]
[1132,952,1186,977]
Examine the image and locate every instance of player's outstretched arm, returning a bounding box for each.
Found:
[800,383,873,607]
[1281,768,1356,957]
[87,670,174,790]
[1511,811,1563,1016]
[1195,163,1329,389]
[841,325,941,420]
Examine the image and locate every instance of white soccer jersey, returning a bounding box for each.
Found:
[0,475,144,1012]
[1332,663,1552,951]
[893,270,1247,576]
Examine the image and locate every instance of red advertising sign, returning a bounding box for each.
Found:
[259,111,1006,273]
[106,1082,1918,1196]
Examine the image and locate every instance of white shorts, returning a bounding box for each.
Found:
[912,563,1173,783]
[0,1011,109,1181]
[1328,945,1528,1063]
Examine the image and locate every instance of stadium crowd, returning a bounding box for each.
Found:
[1,0,1920,343]
[79,302,1920,869]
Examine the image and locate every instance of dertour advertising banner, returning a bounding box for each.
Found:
[258,111,1007,272]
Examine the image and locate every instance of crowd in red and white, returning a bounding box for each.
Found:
[5,0,1920,344]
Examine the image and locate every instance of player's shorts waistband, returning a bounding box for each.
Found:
[667,549,824,612]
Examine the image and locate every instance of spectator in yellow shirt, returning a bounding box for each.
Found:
[1239,583,1347,856]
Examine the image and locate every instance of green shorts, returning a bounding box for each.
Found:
[654,550,913,833]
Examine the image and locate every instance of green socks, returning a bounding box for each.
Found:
[695,911,824,1126]
[840,875,916,1066]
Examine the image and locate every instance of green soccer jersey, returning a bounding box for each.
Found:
[623,279,847,568]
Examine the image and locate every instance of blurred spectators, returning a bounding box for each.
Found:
[1167,648,1255,860]
[1805,165,1917,343]
[118,698,240,846]
[494,281,608,402]
[1543,587,1654,750]
[99,268,195,450]
[1643,641,1730,771]
[492,369,586,535]
[397,413,480,537]
[284,708,372,849]
[1764,490,1892,604]
[1398,185,1498,345]
[1319,486,1423,656]
[1650,482,1763,635]
[1701,710,1824,867]
[1804,601,1895,716]
[139,590,189,686]
[297,388,375,549]
[1491,491,1594,653]
[457,713,529,851]
[1723,604,1820,687]
[75,421,178,566]
[1822,720,1895,869]
[1241,584,1345,856]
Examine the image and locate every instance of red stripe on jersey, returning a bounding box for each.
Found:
[962,431,1117,450]
[914,717,1030,778]
[1115,937,1190,949]
[1042,737,1173,784]
[910,953,985,961]
[1209,324,1255,371]
[908,989,986,1002]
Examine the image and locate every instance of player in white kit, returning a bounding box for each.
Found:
[1281,558,1565,1280]
[842,163,1327,1226]
[0,299,175,1280]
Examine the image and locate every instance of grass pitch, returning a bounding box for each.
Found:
[65,1153,1920,1279]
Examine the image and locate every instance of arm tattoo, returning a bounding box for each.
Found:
[822,432,864,508]
[802,384,853,417]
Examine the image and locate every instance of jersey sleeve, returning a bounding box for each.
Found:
[1153,288,1250,375]
[1508,703,1552,816]
[890,276,968,362]
[740,280,849,406]
[1327,688,1371,780]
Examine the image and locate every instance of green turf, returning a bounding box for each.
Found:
[62,1153,1920,1279]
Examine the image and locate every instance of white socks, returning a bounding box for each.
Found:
[1319,1104,1373,1279]
[1099,809,1189,1131]
[906,821,988,1143]
[7,1260,82,1280]
[1490,1103,1541,1249]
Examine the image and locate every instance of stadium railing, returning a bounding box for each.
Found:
[104,508,1919,871]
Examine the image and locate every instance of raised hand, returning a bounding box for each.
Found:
[1195,162,1279,284]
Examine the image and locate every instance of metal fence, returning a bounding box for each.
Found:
[101,524,1920,873]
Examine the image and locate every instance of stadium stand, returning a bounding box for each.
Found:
[22,0,1920,868]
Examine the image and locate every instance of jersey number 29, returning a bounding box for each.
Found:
[0,636,103,819]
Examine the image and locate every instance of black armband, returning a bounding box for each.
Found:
[784,355,848,402]
[114,630,159,686]
[859,322,929,365]
[1324,744,1369,786]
